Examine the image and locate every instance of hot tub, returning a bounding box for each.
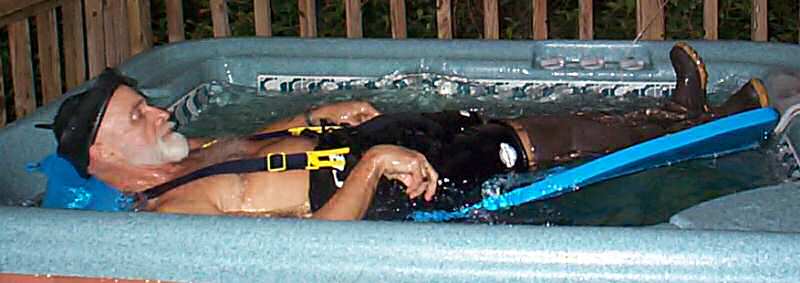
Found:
[2,38,800,282]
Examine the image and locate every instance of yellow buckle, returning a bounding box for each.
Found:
[287,126,343,136]
[200,139,219,149]
[307,147,350,170]
[266,152,287,172]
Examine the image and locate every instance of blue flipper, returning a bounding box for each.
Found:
[411,108,780,222]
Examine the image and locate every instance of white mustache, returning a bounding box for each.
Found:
[159,121,178,137]
[157,130,189,163]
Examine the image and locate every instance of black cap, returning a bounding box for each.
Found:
[38,68,137,178]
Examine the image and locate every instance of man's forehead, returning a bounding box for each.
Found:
[96,85,141,140]
[108,85,145,108]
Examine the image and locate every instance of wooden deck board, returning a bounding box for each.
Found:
[62,0,86,89]
[166,0,185,42]
[35,9,62,104]
[8,20,35,118]
[390,0,407,39]
[254,0,272,36]
[210,0,231,37]
[532,0,547,40]
[437,0,452,39]
[345,0,363,38]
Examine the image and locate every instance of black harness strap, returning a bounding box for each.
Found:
[140,152,311,200]
[135,125,347,204]
[249,130,292,141]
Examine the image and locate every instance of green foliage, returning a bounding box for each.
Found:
[150,0,799,43]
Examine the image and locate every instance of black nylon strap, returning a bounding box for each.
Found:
[138,126,343,201]
[249,130,292,141]
[267,153,308,171]
[141,152,309,200]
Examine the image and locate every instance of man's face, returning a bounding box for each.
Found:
[94,85,189,166]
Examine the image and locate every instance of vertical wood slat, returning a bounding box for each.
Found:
[85,0,105,77]
[254,0,272,36]
[0,52,4,126]
[210,0,231,37]
[752,0,768,41]
[166,0,185,42]
[102,0,117,65]
[390,0,407,39]
[704,0,718,40]
[62,0,86,89]
[532,0,547,40]
[636,0,665,40]
[579,0,593,39]
[298,0,317,37]
[8,21,35,118]
[128,0,153,56]
[483,0,499,39]
[103,0,130,67]
[35,10,62,104]
[436,0,452,39]
[345,0,363,38]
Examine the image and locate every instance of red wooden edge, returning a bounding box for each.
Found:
[0,273,172,283]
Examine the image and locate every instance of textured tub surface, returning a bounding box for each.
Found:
[2,206,800,282]
[671,182,800,232]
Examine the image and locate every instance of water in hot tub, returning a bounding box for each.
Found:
[160,75,790,226]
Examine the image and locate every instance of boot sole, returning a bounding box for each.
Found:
[674,42,708,91]
[748,78,770,107]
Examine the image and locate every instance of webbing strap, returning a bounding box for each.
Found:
[250,125,343,141]
[137,125,346,202]
[140,147,349,200]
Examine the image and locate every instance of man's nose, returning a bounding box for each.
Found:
[143,105,171,124]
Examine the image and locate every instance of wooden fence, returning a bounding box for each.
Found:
[0,0,779,127]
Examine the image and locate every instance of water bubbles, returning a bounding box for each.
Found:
[436,80,459,96]
[523,84,548,100]
[614,86,636,97]
[495,84,516,99]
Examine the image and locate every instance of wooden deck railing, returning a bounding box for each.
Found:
[0,0,780,127]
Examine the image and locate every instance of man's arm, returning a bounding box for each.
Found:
[311,145,438,220]
[257,101,381,133]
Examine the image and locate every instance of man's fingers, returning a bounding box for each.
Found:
[409,172,426,199]
[375,146,439,201]
[366,107,381,119]
[424,167,438,201]
[397,174,415,188]
[394,173,423,199]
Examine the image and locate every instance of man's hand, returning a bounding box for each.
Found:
[365,145,438,201]
[311,101,381,126]
[312,144,438,220]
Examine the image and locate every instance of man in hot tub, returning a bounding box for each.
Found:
[41,43,769,220]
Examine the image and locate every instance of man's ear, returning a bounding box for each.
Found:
[90,142,112,159]
[87,143,115,173]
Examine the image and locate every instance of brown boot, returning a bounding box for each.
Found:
[713,78,770,117]
[668,42,710,118]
